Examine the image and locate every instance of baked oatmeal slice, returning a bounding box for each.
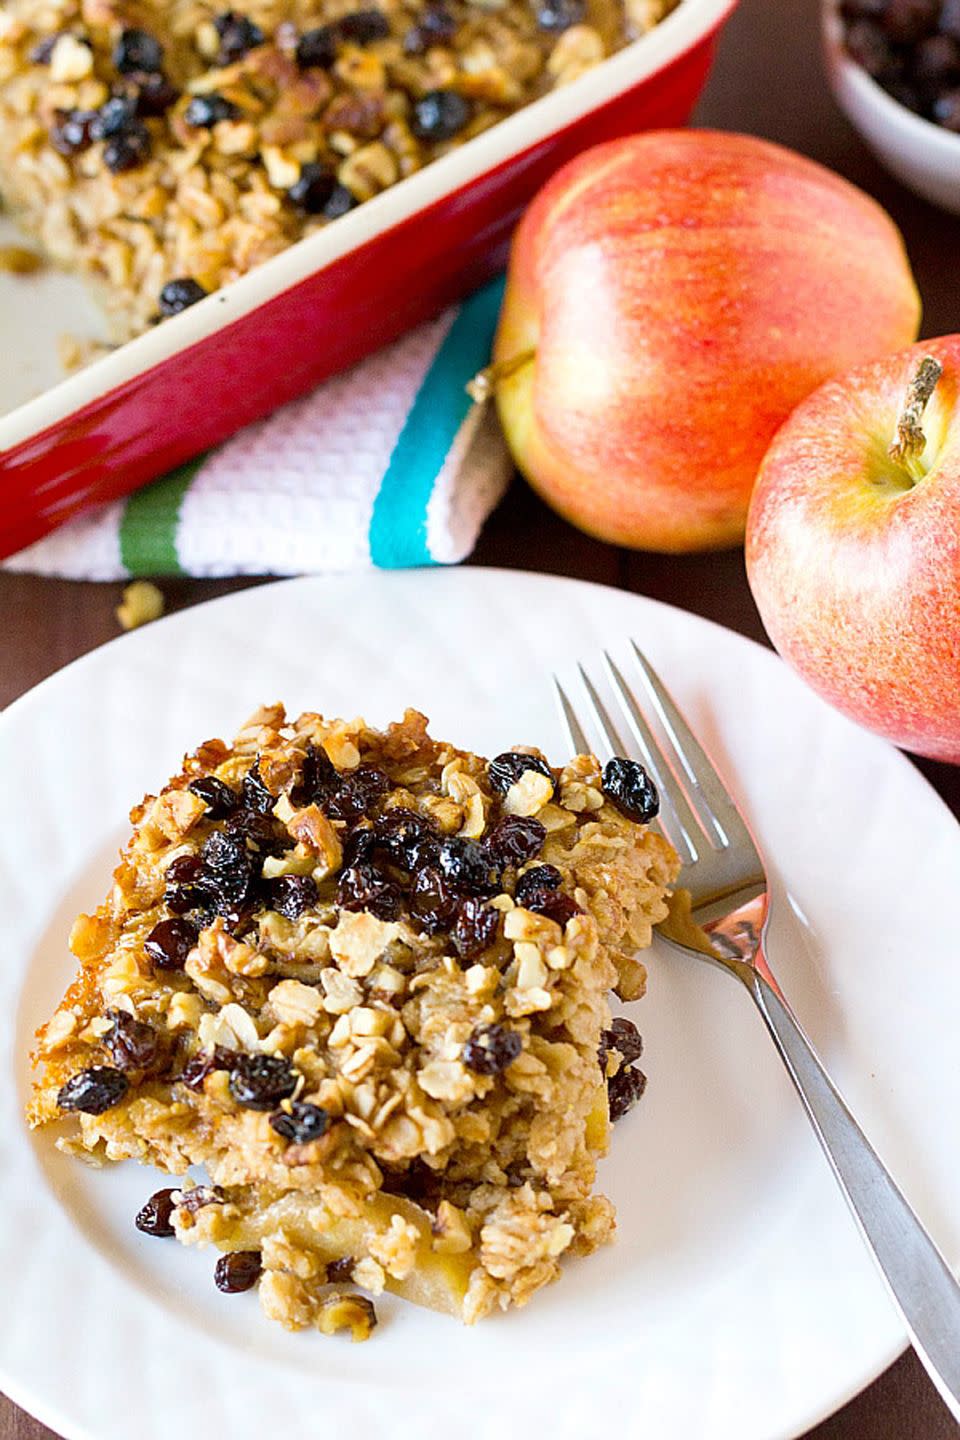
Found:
[28,705,678,1335]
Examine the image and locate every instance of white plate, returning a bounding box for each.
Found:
[1,569,958,1440]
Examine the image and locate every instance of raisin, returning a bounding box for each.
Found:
[607,1064,647,1121]
[911,31,960,84]
[534,0,585,27]
[943,0,960,40]
[103,122,151,173]
[933,86,960,125]
[373,808,439,871]
[411,89,472,142]
[403,26,428,53]
[223,904,258,938]
[409,866,459,934]
[461,1023,522,1075]
[881,0,938,42]
[487,751,555,798]
[514,864,561,906]
[342,825,378,866]
[92,94,138,138]
[326,1256,355,1282]
[337,863,403,919]
[215,1250,262,1293]
[296,25,339,67]
[315,763,392,824]
[380,1156,444,1202]
[325,182,357,219]
[184,92,240,127]
[130,72,180,115]
[294,743,339,803]
[213,10,265,64]
[527,888,580,928]
[229,1054,297,1110]
[200,829,256,906]
[885,76,925,109]
[598,1017,644,1072]
[163,855,216,920]
[436,837,499,896]
[49,108,99,156]
[114,27,164,73]
[270,1100,329,1143]
[486,815,546,866]
[320,768,385,823]
[241,761,276,814]
[30,33,62,64]
[844,17,900,75]
[105,1009,162,1072]
[179,1046,240,1091]
[601,756,659,824]
[135,1188,178,1237]
[166,854,204,885]
[188,774,238,816]
[452,898,499,960]
[165,880,217,920]
[144,917,197,974]
[58,1066,129,1115]
[226,807,288,855]
[419,5,457,38]
[198,868,254,918]
[263,873,318,920]
[339,9,391,42]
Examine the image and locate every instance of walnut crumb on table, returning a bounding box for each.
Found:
[116,580,165,629]
[28,705,678,1337]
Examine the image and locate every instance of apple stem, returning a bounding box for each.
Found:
[466,348,536,404]
[888,356,943,483]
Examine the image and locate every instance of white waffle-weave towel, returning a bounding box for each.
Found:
[4,279,511,580]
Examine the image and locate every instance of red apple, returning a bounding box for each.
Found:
[746,337,960,763]
[492,131,921,552]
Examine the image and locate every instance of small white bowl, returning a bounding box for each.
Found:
[823,0,960,213]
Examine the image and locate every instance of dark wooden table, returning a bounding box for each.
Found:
[2,0,959,1433]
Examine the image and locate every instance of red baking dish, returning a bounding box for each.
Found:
[0,0,737,561]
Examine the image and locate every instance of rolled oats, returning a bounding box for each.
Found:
[28,705,678,1336]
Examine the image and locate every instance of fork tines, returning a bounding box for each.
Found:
[553,642,755,871]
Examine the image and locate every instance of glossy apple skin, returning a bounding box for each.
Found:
[494,130,921,552]
[746,337,960,764]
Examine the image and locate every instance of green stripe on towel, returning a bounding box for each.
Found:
[118,457,204,576]
[368,278,505,568]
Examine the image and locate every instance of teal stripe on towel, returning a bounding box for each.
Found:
[368,277,506,569]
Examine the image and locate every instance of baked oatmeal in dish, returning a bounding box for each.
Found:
[28,705,678,1337]
[0,0,682,342]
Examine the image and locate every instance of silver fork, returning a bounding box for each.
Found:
[555,642,960,1424]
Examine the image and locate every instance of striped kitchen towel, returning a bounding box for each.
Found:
[4,279,511,580]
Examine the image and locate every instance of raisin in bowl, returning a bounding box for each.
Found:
[824,0,960,213]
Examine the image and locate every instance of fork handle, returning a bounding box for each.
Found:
[747,967,960,1423]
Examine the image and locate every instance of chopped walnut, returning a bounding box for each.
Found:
[316,1293,377,1341]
